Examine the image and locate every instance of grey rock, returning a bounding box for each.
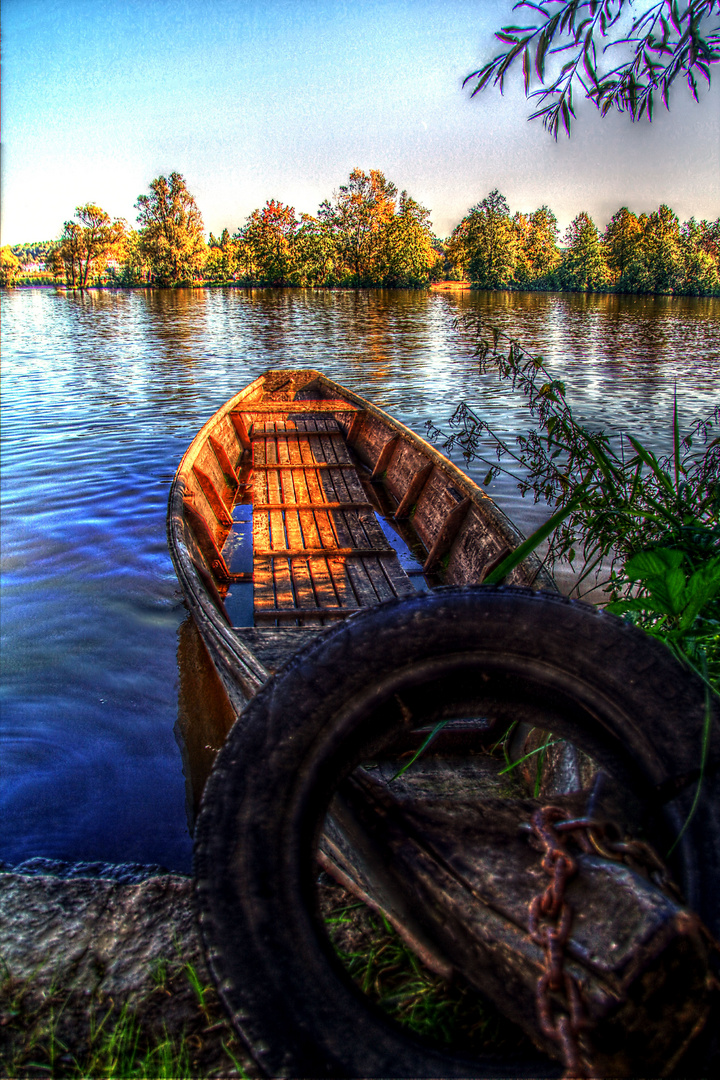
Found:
[0,868,257,1077]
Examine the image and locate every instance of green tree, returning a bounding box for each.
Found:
[56,204,125,288]
[513,205,561,284]
[135,173,206,286]
[205,228,236,283]
[384,192,439,286]
[561,211,608,289]
[318,168,398,283]
[466,1,720,136]
[638,203,683,291]
[292,214,337,286]
[602,206,643,285]
[678,216,720,293]
[237,200,299,285]
[450,190,517,289]
[0,246,21,287]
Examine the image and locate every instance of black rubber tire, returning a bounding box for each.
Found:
[194,586,720,1078]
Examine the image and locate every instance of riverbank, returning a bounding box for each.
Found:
[0,861,256,1078]
[6,279,720,296]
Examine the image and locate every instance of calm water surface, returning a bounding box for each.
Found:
[1,287,718,872]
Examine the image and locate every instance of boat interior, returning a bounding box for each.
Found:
[174,369,546,674]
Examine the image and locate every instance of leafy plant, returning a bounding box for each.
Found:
[427,314,720,694]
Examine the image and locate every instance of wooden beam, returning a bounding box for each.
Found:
[184,499,231,583]
[371,434,399,480]
[253,462,357,471]
[254,607,353,620]
[394,462,433,520]
[423,497,472,573]
[209,436,239,495]
[233,400,359,414]
[192,465,234,527]
[230,412,252,452]
[253,501,374,511]
[250,431,344,442]
[255,547,396,558]
[345,410,365,446]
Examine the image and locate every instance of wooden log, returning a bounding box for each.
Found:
[321,768,713,1078]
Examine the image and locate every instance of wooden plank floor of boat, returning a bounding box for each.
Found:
[246,411,416,629]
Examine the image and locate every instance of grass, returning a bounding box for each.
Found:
[319,876,533,1058]
[0,954,251,1079]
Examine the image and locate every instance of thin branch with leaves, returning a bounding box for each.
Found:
[465,1,720,136]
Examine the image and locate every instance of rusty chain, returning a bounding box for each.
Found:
[527,805,716,1078]
[528,805,590,1078]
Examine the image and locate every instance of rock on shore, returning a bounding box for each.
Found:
[0,860,256,1077]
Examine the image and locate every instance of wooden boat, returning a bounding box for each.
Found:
[170,369,717,1077]
[167,367,553,716]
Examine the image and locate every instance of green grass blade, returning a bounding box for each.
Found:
[483,489,588,585]
[391,719,450,780]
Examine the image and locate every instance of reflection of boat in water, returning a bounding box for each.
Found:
[168,367,553,729]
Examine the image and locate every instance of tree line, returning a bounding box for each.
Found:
[2,169,718,295]
[446,190,720,296]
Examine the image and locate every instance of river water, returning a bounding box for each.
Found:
[1,286,718,873]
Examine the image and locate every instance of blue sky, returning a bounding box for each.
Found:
[2,0,718,246]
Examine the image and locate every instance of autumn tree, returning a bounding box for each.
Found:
[135,173,206,286]
[561,212,608,289]
[318,168,398,283]
[55,204,125,288]
[0,246,21,287]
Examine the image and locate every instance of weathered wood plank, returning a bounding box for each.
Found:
[266,429,296,620]
[183,498,231,583]
[195,441,236,514]
[255,547,398,558]
[371,434,399,480]
[254,501,375,511]
[209,435,239,498]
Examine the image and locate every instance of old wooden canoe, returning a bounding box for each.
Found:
[167,367,553,716]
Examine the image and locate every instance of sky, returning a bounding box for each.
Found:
[1,0,719,246]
